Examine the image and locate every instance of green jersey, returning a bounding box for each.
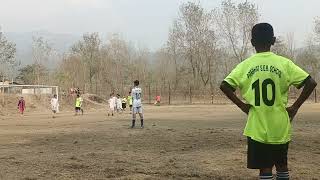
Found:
[75,97,82,108]
[224,52,309,144]
[127,95,133,105]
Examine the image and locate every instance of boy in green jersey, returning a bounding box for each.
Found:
[220,23,317,179]
[127,91,133,112]
[75,94,83,116]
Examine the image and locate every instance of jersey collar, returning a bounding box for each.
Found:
[254,52,274,57]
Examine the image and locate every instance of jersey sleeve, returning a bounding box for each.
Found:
[224,64,242,90]
[288,61,310,89]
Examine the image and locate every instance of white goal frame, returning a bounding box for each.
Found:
[0,84,59,99]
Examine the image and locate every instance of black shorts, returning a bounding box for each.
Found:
[129,105,132,108]
[75,107,81,111]
[122,103,126,109]
[247,137,289,169]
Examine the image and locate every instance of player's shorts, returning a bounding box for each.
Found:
[75,107,81,111]
[122,103,126,109]
[52,110,57,113]
[247,137,289,169]
[132,106,143,114]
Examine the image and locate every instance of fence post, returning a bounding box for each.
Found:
[189,85,192,104]
[211,94,214,104]
[56,86,59,101]
[168,83,171,105]
[2,76,4,105]
[315,89,317,103]
[148,84,151,104]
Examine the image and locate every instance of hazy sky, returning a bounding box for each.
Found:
[0,0,318,50]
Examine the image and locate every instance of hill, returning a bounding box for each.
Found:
[6,31,81,66]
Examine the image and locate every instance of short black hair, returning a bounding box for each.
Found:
[251,23,274,46]
[134,80,139,86]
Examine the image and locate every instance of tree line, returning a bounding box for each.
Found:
[0,0,319,98]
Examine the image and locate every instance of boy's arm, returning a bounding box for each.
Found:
[220,81,251,114]
[287,76,317,120]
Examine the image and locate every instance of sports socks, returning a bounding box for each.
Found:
[140,119,144,127]
[260,173,273,180]
[276,171,289,179]
[131,119,135,128]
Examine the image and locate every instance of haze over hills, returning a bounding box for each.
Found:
[5,31,81,67]
[5,31,158,70]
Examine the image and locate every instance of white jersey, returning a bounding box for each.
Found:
[51,98,59,111]
[112,97,117,107]
[116,98,122,110]
[131,87,142,107]
[108,97,116,109]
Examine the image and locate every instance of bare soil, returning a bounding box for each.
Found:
[0,104,319,180]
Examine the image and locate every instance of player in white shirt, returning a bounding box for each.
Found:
[108,93,116,116]
[131,80,144,128]
[116,94,123,113]
[50,94,59,118]
[112,94,117,111]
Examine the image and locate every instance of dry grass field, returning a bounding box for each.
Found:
[0,103,319,180]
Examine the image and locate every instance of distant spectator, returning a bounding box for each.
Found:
[18,97,25,116]
[154,95,161,106]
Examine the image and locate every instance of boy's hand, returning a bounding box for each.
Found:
[220,81,251,115]
[287,77,317,122]
[286,105,299,121]
[240,103,252,115]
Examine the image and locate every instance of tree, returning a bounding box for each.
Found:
[314,17,320,43]
[17,64,48,84]
[71,32,101,93]
[56,54,86,92]
[168,2,219,89]
[166,21,183,90]
[214,0,259,62]
[297,19,320,82]
[32,36,52,84]
[0,28,16,80]
[295,18,320,86]
[105,34,131,93]
[272,33,296,59]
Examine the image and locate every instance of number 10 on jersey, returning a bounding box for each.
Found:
[252,79,275,106]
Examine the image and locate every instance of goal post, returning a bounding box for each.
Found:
[0,84,59,99]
